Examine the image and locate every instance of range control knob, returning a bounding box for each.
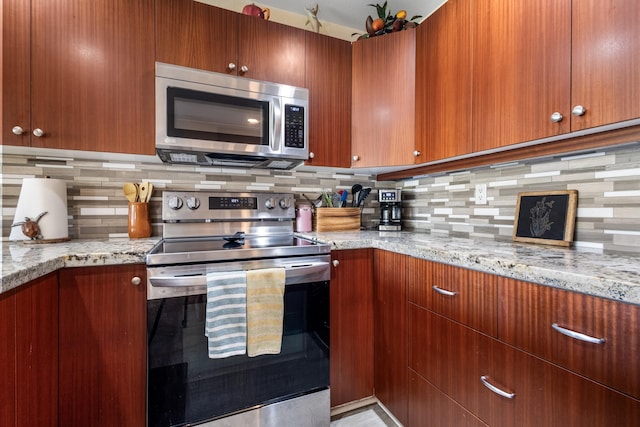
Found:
[186,196,200,210]
[279,198,292,209]
[265,198,276,209]
[168,196,183,210]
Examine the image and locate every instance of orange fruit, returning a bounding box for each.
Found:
[372,18,384,32]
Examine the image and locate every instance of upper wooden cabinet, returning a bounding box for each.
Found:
[570,1,640,131]
[305,32,352,168]
[1,0,155,154]
[415,0,474,163]
[472,0,572,152]
[472,0,640,153]
[351,30,416,168]
[156,0,306,88]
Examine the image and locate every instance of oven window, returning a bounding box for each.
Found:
[147,281,329,427]
[167,87,270,145]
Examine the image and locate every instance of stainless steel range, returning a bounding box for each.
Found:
[146,191,331,427]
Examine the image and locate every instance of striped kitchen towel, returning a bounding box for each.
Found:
[205,270,247,359]
[246,267,286,357]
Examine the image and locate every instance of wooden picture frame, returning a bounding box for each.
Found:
[513,190,578,247]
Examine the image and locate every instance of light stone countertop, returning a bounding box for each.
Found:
[1,238,160,295]
[298,231,640,306]
[2,232,639,306]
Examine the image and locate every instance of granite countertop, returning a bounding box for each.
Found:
[1,238,160,295]
[2,232,639,305]
[298,231,640,305]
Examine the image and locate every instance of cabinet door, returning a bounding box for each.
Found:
[2,0,31,146]
[0,290,16,427]
[351,30,416,168]
[571,1,640,130]
[156,0,239,74]
[374,250,408,424]
[408,259,497,336]
[59,265,146,427]
[305,32,352,168]
[330,249,374,407]
[415,0,473,163]
[237,14,306,87]
[29,0,154,154]
[15,273,58,427]
[472,0,571,152]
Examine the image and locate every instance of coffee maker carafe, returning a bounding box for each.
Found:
[379,189,402,231]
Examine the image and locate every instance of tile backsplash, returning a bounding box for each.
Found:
[2,141,639,255]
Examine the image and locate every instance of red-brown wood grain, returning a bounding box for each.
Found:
[156,0,239,75]
[58,265,146,427]
[472,0,571,152]
[330,249,374,407]
[374,250,408,424]
[237,14,306,87]
[408,259,498,336]
[351,30,416,168]
[27,0,155,154]
[571,0,640,130]
[415,0,473,163]
[0,289,16,427]
[305,32,352,168]
[15,273,58,427]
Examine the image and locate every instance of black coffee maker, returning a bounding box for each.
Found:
[378,189,402,231]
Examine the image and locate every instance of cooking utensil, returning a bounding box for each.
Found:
[356,188,372,208]
[340,190,348,207]
[138,182,150,203]
[351,184,363,207]
[123,183,138,203]
[145,182,154,202]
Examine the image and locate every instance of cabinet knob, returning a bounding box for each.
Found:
[240,65,249,74]
[332,260,339,267]
[413,150,421,157]
[308,152,315,159]
[572,105,586,117]
[550,112,563,123]
[131,276,142,286]
[228,62,236,71]
[12,126,25,135]
[352,155,359,162]
[33,128,45,137]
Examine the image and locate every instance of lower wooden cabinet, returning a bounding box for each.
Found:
[409,286,640,427]
[58,265,146,427]
[0,272,58,427]
[330,249,374,407]
[374,250,408,424]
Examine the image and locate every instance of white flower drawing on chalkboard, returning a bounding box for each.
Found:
[529,197,555,237]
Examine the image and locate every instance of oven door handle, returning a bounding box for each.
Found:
[148,260,330,288]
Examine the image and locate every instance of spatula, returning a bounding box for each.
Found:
[138,182,150,203]
[123,183,138,203]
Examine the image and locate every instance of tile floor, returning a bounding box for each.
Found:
[330,404,398,427]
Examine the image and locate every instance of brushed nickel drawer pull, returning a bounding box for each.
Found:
[551,323,606,344]
[432,285,457,297]
[480,375,515,399]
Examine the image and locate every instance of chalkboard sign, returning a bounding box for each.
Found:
[513,190,578,247]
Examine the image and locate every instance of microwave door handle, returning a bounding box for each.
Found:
[272,97,281,151]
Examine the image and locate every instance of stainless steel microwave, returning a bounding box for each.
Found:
[155,62,309,170]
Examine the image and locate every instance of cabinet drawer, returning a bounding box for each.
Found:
[410,304,640,426]
[498,279,640,400]
[408,369,487,427]
[408,259,497,336]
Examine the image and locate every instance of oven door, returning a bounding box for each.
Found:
[147,259,330,427]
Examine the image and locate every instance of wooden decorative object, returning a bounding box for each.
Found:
[513,190,578,247]
[314,208,361,232]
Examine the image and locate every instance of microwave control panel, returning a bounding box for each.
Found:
[283,105,305,148]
